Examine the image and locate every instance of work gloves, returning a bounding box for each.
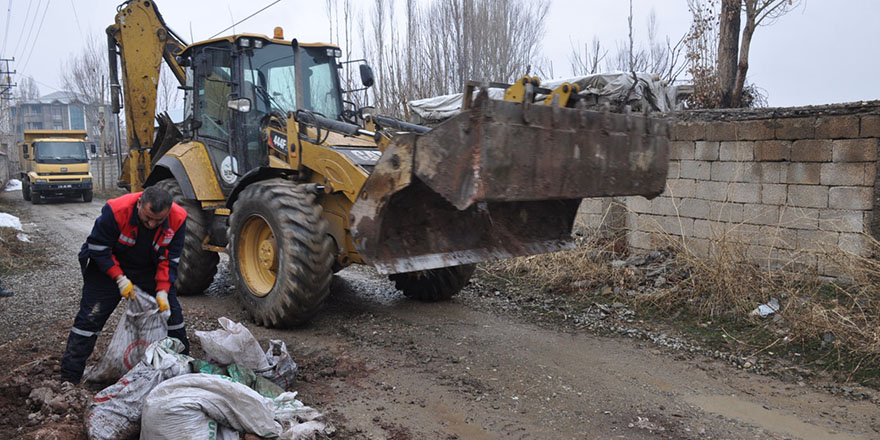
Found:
[156,290,169,313]
[116,275,134,300]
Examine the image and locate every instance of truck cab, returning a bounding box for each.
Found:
[18,130,94,203]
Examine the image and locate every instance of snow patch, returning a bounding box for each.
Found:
[4,179,22,192]
[0,212,23,231]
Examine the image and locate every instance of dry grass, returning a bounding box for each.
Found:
[483,207,880,386]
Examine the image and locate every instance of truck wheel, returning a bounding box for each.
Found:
[32,190,42,204]
[82,189,93,203]
[229,179,334,327]
[154,179,219,295]
[22,181,31,201]
[389,264,476,302]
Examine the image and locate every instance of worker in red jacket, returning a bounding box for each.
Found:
[60,186,188,384]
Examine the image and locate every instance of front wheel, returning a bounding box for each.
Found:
[82,189,93,202]
[22,180,31,201]
[229,179,334,327]
[31,190,42,204]
[153,179,219,295]
[389,264,476,302]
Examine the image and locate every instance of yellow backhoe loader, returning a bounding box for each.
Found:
[108,0,669,327]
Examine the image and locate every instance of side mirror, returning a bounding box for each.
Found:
[22,144,29,158]
[359,64,375,88]
[90,144,97,154]
[228,97,251,113]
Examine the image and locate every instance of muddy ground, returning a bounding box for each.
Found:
[0,189,877,440]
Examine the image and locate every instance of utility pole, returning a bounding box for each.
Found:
[100,77,107,190]
[0,58,16,171]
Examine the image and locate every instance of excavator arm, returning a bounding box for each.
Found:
[107,0,187,191]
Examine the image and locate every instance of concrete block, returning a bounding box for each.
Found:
[667,161,681,179]
[682,237,712,259]
[628,230,657,250]
[832,138,878,162]
[791,139,832,162]
[669,141,695,160]
[759,226,797,250]
[578,198,607,214]
[677,198,710,219]
[819,210,866,233]
[649,197,680,217]
[728,182,761,204]
[711,161,759,182]
[829,186,872,210]
[754,140,791,161]
[736,120,775,140]
[861,114,880,137]
[758,163,784,183]
[797,229,840,252]
[694,141,720,161]
[819,163,868,186]
[779,207,819,230]
[839,233,872,257]
[719,141,755,161]
[679,160,712,180]
[761,184,787,205]
[742,203,780,225]
[663,178,697,198]
[726,223,763,245]
[776,117,816,140]
[704,122,736,141]
[816,115,860,139]
[787,184,828,208]
[639,214,694,237]
[707,201,744,223]
[784,163,821,185]
[670,121,704,141]
[626,196,652,214]
[695,181,729,201]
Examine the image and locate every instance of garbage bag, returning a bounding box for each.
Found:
[189,360,284,398]
[139,373,282,440]
[84,287,171,383]
[272,391,326,440]
[195,317,271,370]
[86,337,192,440]
[258,339,298,390]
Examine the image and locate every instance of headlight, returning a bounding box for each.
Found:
[82,178,92,183]
[36,179,47,183]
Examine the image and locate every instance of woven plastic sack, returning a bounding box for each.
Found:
[86,338,192,440]
[257,340,298,390]
[195,317,270,370]
[139,373,282,440]
[84,287,171,383]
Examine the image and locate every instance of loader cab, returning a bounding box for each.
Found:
[183,35,344,192]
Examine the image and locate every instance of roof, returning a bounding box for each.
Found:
[17,90,109,106]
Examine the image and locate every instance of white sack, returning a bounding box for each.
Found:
[195,317,271,370]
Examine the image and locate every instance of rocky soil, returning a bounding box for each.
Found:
[0,189,878,439]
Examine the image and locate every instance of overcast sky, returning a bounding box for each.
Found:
[1,0,877,108]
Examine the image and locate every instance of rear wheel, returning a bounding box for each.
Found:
[389,264,476,302]
[22,180,31,201]
[154,179,219,295]
[229,179,334,327]
[82,189,93,203]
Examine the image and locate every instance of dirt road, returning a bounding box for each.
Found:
[0,189,877,439]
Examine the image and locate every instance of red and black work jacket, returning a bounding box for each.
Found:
[78,192,187,293]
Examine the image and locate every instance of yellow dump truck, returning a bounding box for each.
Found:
[18,130,94,203]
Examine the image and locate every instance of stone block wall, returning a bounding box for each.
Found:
[576,103,880,276]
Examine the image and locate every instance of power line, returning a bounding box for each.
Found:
[11,0,34,58]
[208,0,282,39]
[1,0,12,57]
[69,0,83,39]
[19,0,51,76]
[16,0,41,60]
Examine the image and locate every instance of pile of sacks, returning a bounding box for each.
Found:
[83,291,325,440]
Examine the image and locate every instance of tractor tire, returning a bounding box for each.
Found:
[82,189,93,203]
[389,264,476,302]
[228,179,334,327]
[154,179,219,295]
[22,181,31,201]
[32,190,42,204]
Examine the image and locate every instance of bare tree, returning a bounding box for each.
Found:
[156,64,182,114]
[59,33,109,142]
[15,76,40,100]
[717,0,800,107]
[570,37,606,75]
[364,0,550,118]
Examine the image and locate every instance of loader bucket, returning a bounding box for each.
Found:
[351,93,669,274]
